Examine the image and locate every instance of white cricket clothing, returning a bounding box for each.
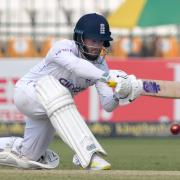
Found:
[11,39,119,162]
[20,40,105,95]
[0,137,60,169]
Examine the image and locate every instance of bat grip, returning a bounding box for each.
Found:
[107,80,117,88]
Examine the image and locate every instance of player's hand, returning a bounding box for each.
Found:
[100,70,143,105]
[118,75,143,105]
[109,70,132,99]
[100,70,132,98]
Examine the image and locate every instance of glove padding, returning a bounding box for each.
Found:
[100,70,143,105]
[109,70,132,98]
[118,75,143,105]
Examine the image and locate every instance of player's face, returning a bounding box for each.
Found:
[83,38,103,57]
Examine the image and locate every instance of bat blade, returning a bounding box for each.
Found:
[141,79,180,99]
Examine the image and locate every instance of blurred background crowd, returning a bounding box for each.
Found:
[0,0,180,59]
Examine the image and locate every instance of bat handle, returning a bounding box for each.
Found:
[107,80,117,88]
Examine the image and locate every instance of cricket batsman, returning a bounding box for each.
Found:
[0,13,143,170]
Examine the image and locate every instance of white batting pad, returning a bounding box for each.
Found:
[0,150,59,169]
[0,137,59,169]
[36,75,106,168]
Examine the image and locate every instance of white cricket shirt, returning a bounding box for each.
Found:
[19,39,119,111]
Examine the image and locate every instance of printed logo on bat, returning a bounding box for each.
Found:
[143,81,161,93]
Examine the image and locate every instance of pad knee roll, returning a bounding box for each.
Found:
[36,75,74,117]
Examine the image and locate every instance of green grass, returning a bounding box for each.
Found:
[48,137,180,171]
[1,137,180,180]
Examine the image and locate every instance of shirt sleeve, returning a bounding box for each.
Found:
[95,81,119,112]
[47,40,105,80]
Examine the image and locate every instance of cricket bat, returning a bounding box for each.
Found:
[107,79,180,99]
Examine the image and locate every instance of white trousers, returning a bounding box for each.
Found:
[8,80,55,161]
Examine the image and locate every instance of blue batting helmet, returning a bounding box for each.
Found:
[74,13,113,47]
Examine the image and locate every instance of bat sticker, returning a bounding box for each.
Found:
[143,81,161,94]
